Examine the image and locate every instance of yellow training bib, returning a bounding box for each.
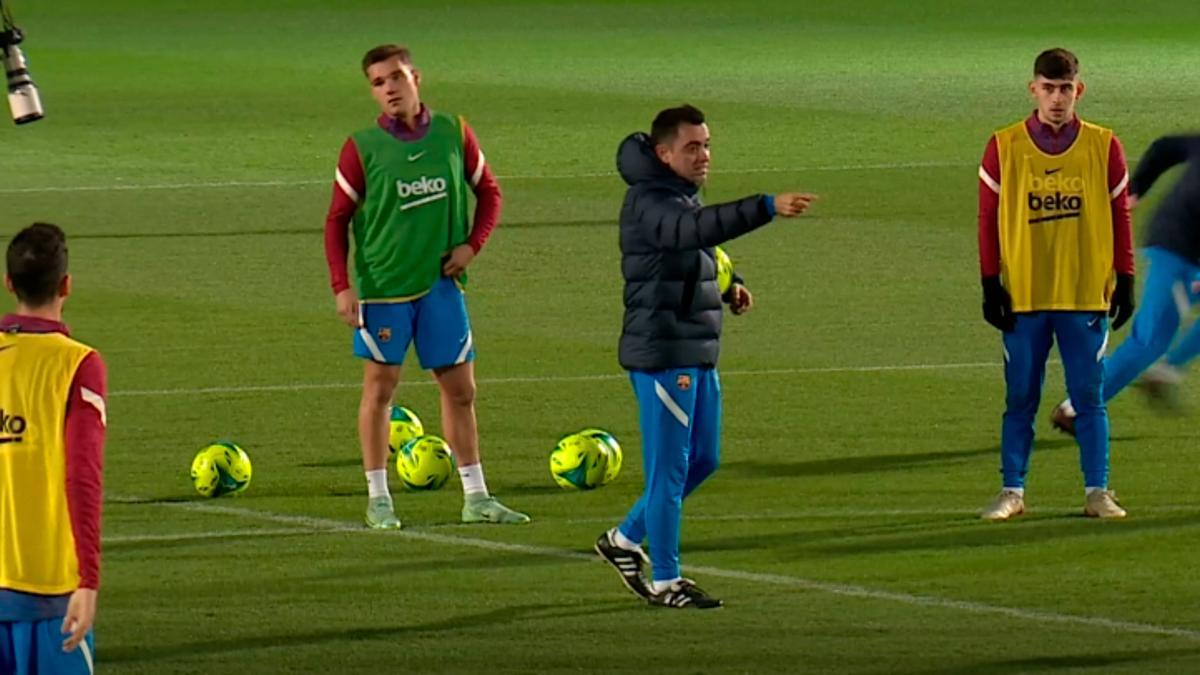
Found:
[0,331,93,595]
[995,119,1115,312]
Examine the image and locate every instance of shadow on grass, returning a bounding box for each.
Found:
[686,510,1200,560]
[721,439,1074,479]
[292,551,576,582]
[99,601,637,664]
[908,647,1200,674]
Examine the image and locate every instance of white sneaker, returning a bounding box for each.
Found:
[1084,489,1127,519]
[981,489,1025,521]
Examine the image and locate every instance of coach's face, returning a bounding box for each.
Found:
[1030,75,1084,127]
[656,123,711,186]
[367,57,422,119]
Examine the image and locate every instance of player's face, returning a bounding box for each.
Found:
[367,58,422,119]
[656,123,711,186]
[1029,76,1084,127]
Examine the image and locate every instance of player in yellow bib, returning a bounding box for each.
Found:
[2,223,107,674]
[976,49,1135,520]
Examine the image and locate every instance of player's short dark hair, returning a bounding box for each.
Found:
[1034,48,1079,80]
[5,222,68,307]
[650,104,706,146]
[362,44,413,76]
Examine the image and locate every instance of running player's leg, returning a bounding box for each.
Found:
[1104,247,1190,400]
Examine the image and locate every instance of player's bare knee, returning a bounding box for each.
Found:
[442,381,476,408]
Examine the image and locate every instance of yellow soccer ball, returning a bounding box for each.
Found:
[577,427,622,485]
[550,432,609,490]
[714,246,734,295]
[388,405,424,454]
[190,442,252,497]
[396,435,456,490]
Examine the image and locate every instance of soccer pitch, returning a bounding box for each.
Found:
[4,0,1200,672]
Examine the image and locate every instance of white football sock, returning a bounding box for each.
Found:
[366,469,389,499]
[1004,487,1025,496]
[1085,486,1107,495]
[458,463,489,497]
[652,578,681,593]
[612,528,641,551]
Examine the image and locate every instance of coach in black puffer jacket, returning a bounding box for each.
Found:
[596,105,816,610]
[617,131,772,371]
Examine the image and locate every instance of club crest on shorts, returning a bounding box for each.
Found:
[676,374,692,391]
[377,327,392,343]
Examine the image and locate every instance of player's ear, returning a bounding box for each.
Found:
[654,143,671,163]
[1074,79,1085,101]
[411,67,421,87]
[59,273,71,300]
[3,275,13,296]
[1027,80,1038,98]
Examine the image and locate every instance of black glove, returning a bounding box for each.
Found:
[1109,273,1135,331]
[982,276,1015,332]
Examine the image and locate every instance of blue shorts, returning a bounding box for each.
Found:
[0,620,94,675]
[353,277,475,369]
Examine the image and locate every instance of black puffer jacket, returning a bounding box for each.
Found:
[616,132,774,371]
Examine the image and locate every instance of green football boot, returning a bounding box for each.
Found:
[365,496,403,530]
[461,494,531,524]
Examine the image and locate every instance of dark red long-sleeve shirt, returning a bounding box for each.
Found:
[0,314,105,590]
[978,112,1133,278]
[324,107,503,294]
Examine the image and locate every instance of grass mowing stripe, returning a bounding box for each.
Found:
[0,161,971,195]
[104,527,316,544]
[116,494,1200,642]
[108,360,1008,398]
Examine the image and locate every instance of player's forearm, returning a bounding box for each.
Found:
[65,353,107,590]
[977,182,1001,277]
[1130,135,1197,197]
[467,166,502,253]
[1111,195,1135,276]
[324,204,353,294]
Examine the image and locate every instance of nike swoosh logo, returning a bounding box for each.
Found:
[1087,317,1100,327]
[407,151,426,162]
[1044,168,1062,175]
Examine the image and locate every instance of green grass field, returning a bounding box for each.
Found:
[4,0,1200,672]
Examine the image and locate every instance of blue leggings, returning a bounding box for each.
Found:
[1105,247,1200,400]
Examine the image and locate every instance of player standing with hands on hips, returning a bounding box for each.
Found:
[594,104,816,608]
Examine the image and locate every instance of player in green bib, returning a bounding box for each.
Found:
[323,44,528,528]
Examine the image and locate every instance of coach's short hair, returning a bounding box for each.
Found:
[650,104,706,146]
[362,44,413,76]
[1034,48,1079,80]
[6,222,68,307]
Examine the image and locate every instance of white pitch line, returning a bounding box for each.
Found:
[119,494,1200,642]
[0,161,971,195]
[103,527,315,544]
[107,360,1004,398]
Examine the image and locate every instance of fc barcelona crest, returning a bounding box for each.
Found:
[377,327,392,343]
[676,374,692,391]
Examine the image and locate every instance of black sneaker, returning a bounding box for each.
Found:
[594,530,652,599]
[649,579,723,609]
